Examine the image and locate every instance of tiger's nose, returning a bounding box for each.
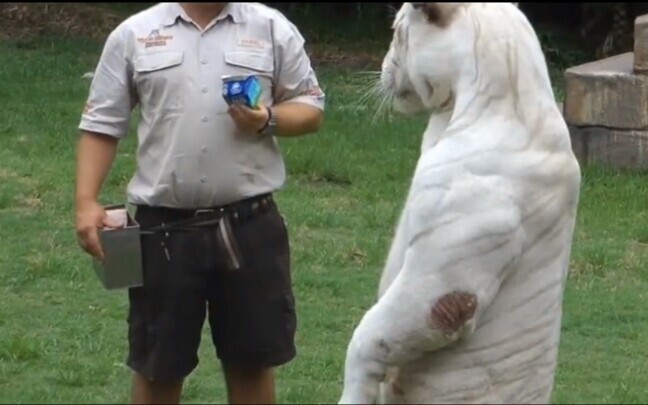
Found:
[396,89,413,98]
[381,69,395,90]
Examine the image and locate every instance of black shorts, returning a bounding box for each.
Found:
[126,194,297,382]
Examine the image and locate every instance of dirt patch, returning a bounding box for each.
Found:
[307,43,383,70]
[0,2,121,41]
[0,3,383,68]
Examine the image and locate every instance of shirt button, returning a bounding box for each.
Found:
[201,146,208,152]
[202,87,208,93]
[202,116,208,123]
[200,176,207,183]
[201,59,208,65]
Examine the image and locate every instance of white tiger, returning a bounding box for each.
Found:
[339,3,581,404]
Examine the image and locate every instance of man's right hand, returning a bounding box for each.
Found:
[75,200,120,261]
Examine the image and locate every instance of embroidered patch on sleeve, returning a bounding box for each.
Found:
[300,77,325,99]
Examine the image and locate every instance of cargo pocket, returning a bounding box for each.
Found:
[133,51,186,111]
[222,50,274,109]
[223,50,274,76]
[283,292,297,337]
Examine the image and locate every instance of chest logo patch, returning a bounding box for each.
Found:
[137,29,174,48]
[237,38,267,50]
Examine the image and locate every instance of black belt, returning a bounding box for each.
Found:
[135,193,274,270]
[137,193,274,229]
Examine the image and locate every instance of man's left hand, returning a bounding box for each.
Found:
[228,104,269,133]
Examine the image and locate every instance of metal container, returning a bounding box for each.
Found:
[92,204,144,290]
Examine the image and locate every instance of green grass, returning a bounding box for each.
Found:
[1,29,648,405]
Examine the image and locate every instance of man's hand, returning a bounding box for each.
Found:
[75,200,121,261]
[228,104,269,133]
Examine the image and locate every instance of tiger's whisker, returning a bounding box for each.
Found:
[357,79,385,108]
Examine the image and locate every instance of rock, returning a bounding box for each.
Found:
[634,14,648,73]
[563,13,648,170]
[564,53,648,130]
[569,125,648,170]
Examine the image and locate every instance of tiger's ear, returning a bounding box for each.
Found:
[410,3,461,27]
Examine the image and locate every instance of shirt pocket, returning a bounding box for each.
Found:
[133,51,186,111]
[222,50,275,107]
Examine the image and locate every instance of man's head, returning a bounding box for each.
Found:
[180,2,227,14]
[181,2,227,9]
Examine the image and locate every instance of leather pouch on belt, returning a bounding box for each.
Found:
[215,215,243,271]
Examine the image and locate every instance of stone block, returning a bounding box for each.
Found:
[568,125,648,170]
[634,14,648,73]
[564,53,648,130]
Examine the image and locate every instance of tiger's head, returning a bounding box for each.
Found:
[381,2,530,116]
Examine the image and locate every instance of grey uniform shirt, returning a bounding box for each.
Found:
[79,2,325,208]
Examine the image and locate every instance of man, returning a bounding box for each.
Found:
[74,3,325,404]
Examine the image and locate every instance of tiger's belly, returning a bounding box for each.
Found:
[380,256,568,405]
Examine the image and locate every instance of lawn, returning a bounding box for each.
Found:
[1,21,648,405]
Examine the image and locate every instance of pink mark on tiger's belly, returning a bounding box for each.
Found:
[431,291,478,334]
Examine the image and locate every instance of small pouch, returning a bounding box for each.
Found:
[216,214,243,271]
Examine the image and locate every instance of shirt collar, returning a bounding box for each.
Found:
[162,3,244,27]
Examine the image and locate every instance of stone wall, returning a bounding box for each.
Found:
[563,14,648,170]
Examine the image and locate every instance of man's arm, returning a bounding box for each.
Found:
[76,23,136,205]
[228,16,325,138]
[227,13,325,137]
[270,14,326,137]
[227,100,323,138]
[271,101,324,138]
[75,24,136,259]
[75,131,119,206]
